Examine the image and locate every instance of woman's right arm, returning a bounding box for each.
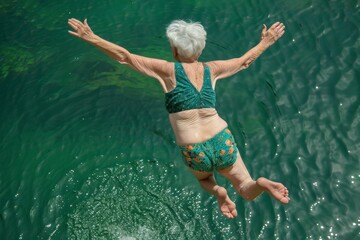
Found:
[67,18,174,91]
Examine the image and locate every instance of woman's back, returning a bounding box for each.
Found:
[169,108,228,145]
[166,61,227,145]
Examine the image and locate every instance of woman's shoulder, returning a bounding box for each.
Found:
[204,61,221,73]
[204,61,218,68]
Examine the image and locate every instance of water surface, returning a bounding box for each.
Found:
[0,0,359,239]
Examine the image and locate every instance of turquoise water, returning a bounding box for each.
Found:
[1,0,359,239]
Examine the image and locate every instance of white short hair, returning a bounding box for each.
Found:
[166,20,207,59]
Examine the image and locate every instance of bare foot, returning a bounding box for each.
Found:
[256,177,290,204]
[215,187,238,218]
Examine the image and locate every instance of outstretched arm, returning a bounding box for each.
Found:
[207,22,285,81]
[68,18,131,63]
[67,18,173,91]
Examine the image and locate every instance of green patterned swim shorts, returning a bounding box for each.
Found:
[179,128,238,172]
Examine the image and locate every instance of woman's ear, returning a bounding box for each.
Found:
[172,47,178,59]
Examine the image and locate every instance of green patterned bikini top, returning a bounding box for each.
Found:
[165,62,216,113]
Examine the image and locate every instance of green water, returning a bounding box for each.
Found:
[1,0,359,239]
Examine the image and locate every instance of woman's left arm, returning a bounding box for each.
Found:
[68,18,173,91]
[207,22,285,81]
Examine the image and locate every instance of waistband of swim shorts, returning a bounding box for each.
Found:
[178,127,231,148]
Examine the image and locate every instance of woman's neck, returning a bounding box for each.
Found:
[174,53,198,63]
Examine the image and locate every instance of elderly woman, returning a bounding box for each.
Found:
[68,18,289,218]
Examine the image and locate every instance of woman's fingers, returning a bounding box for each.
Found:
[68,30,79,37]
[67,18,84,37]
[271,21,281,30]
[68,19,81,31]
[259,22,285,45]
[68,18,92,32]
[269,22,285,38]
[68,18,85,30]
[262,24,267,34]
[84,18,89,27]
[67,20,78,30]
[270,22,285,34]
[67,18,94,40]
[69,18,83,25]
[260,24,267,40]
[276,23,285,33]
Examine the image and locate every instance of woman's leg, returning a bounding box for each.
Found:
[189,169,238,218]
[217,152,290,204]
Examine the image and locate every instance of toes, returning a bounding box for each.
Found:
[231,209,238,218]
[256,177,290,204]
[219,200,237,218]
[280,193,290,204]
[223,212,236,219]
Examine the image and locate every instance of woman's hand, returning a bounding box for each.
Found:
[260,22,285,47]
[68,18,95,41]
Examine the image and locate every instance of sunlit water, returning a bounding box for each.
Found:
[0,0,359,239]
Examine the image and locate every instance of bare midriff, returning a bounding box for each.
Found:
[169,108,228,145]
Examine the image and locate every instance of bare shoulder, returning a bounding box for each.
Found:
[125,54,175,92]
[204,60,223,81]
[205,60,227,73]
[204,61,218,69]
[151,59,175,93]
